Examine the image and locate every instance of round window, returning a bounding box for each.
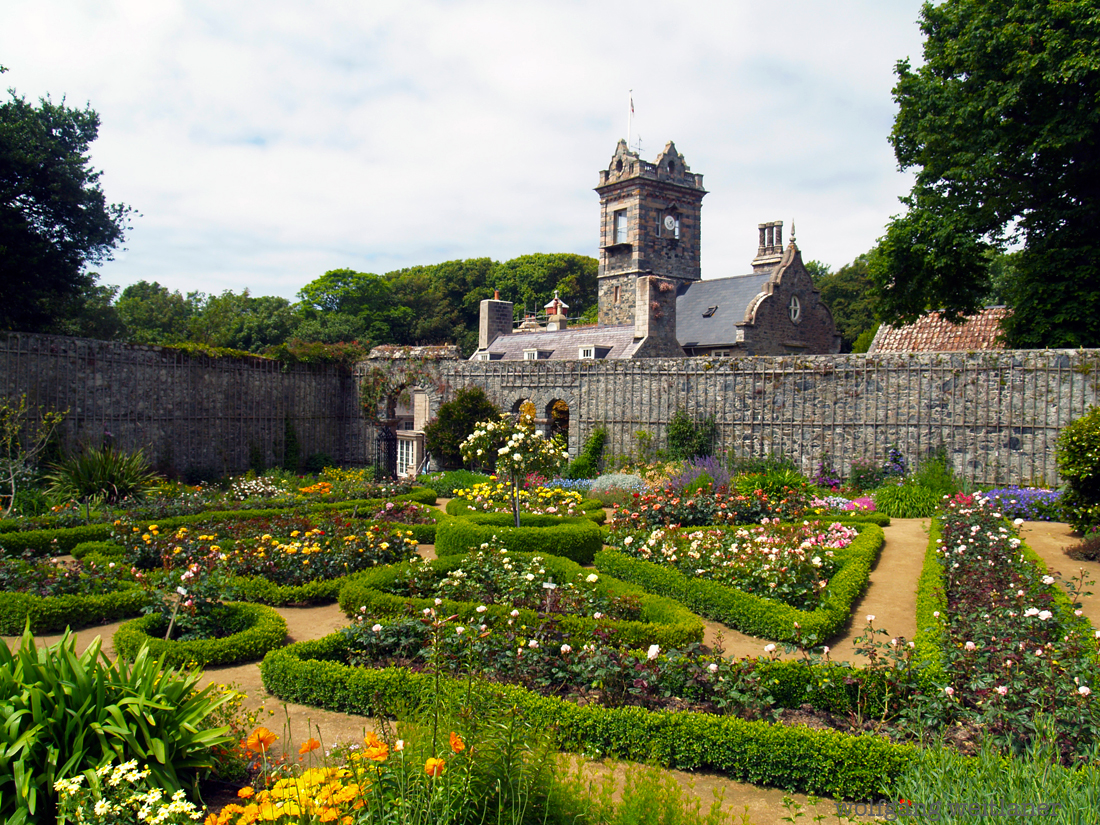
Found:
[788,295,802,323]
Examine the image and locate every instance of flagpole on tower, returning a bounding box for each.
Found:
[627,90,634,151]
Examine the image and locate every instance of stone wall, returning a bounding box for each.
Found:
[4,333,1098,486]
[447,350,1100,486]
[0,334,372,478]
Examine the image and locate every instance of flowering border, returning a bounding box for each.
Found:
[260,632,916,801]
[593,524,885,644]
[336,551,704,649]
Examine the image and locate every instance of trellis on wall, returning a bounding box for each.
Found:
[2,334,1097,486]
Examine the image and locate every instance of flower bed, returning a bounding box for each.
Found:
[434,513,604,565]
[595,523,885,645]
[609,485,808,529]
[259,632,916,800]
[117,513,419,586]
[976,486,1063,521]
[446,481,604,520]
[0,552,148,633]
[913,493,1100,762]
[337,548,703,649]
[606,520,858,612]
[114,602,287,667]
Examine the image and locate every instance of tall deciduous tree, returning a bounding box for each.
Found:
[871,0,1100,348]
[0,70,133,333]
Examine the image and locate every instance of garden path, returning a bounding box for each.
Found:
[2,517,1084,824]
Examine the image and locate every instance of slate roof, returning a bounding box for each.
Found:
[869,306,1010,353]
[479,324,643,360]
[675,273,773,347]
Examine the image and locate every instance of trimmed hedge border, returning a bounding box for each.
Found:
[915,514,1100,688]
[435,514,604,565]
[113,602,287,668]
[444,497,606,523]
[594,524,885,645]
[0,584,149,635]
[0,486,439,559]
[337,552,704,649]
[260,634,916,800]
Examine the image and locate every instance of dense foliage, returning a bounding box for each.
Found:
[872,0,1100,347]
[423,386,501,470]
[1056,405,1100,531]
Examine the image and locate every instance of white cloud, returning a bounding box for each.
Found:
[2,0,927,299]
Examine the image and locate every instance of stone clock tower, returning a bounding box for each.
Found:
[595,140,706,326]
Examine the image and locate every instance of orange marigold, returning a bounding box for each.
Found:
[245,726,277,753]
[449,731,465,753]
[299,737,321,755]
[425,757,446,777]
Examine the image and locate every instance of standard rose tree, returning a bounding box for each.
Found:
[460,415,568,527]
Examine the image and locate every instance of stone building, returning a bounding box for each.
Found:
[472,140,840,360]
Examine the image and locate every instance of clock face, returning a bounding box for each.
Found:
[663,215,677,231]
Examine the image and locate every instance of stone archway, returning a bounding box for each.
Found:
[546,398,569,441]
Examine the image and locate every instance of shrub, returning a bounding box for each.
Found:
[1064,526,1100,561]
[910,447,962,498]
[733,468,812,499]
[0,582,148,635]
[70,539,124,559]
[726,451,798,475]
[0,628,232,823]
[847,458,885,491]
[666,410,717,460]
[872,480,942,518]
[435,514,604,565]
[43,444,160,506]
[590,473,647,496]
[423,386,501,470]
[303,451,335,474]
[114,602,288,668]
[669,455,731,493]
[565,426,608,479]
[419,469,492,497]
[1056,405,1100,532]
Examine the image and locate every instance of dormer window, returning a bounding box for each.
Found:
[579,346,595,360]
[523,349,539,361]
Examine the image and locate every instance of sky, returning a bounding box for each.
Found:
[2,0,928,303]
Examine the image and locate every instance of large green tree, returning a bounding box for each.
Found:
[0,69,133,333]
[116,280,197,345]
[871,0,1100,348]
[815,251,882,352]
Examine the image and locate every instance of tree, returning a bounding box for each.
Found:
[0,71,133,333]
[871,0,1100,348]
[492,253,598,322]
[190,289,299,352]
[422,386,500,470]
[815,251,882,351]
[115,280,197,345]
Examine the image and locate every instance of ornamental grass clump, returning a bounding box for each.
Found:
[931,493,1100,763]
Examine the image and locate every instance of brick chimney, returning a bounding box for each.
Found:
[752,220,784,273]
[632,276,685,358]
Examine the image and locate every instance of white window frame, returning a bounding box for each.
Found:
[614,210,628,244]
[579,346,595,360]
[523,349,540,361]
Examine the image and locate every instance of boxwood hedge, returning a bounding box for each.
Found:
[594,524,885,645]
[435,514,604,565]
[337,552,704,649]
[260,634,916,800]
[113,602,287,668]
[0,585,150,635]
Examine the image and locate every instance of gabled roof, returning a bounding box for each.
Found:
[478,324,643,360]
[869,306,1010,353]
[674,273,772,347]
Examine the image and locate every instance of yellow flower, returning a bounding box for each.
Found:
[425,757,446,777]
[238,786,255,799]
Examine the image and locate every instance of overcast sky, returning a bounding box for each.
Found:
[3,0,927,302]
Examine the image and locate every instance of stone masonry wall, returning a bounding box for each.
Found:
[0,334,370,478]
[4,334,1098,487]
[447,350,1100,486]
